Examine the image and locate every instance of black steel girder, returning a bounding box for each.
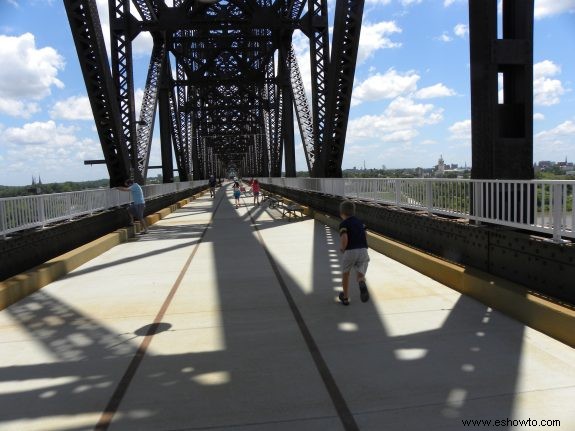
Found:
[317,0,365,177]
[63,0,131,187]
[65,0,366,181]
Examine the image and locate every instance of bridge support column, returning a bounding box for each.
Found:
[469,0,534,223]
[159,54,174,183]
[469,0,534,180]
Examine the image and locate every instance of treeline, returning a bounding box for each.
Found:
[0,179,110,198]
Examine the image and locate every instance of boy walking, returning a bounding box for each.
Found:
[338,200,369,305]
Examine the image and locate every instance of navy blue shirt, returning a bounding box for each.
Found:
[339,216,368,250]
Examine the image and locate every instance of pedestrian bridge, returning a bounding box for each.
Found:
[1,184,574,431]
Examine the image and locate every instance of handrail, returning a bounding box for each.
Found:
[0,180,208,238]
[257,177,574,242]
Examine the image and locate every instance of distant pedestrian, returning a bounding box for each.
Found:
[209,174,217,198]
[117,179,148,234]
[251,179,261,206]
[232,181,241,209]
[338,200,369,305]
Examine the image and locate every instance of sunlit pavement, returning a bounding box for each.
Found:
[0,185,574,431]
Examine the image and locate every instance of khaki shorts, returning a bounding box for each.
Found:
[341,248,370,274]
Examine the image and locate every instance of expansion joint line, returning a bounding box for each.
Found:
[94,191,224,431]
[241,197,360,431]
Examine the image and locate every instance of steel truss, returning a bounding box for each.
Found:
[65,0,366,181]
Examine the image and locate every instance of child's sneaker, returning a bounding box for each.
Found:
[338,292,350,306]
[359,281,369,302]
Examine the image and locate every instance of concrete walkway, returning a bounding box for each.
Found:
[0,184,574,431]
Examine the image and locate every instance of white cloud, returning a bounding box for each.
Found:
[292,22,401,100]
[421,139,436,146]
[498,72,504,104]
[2,121,78,146]
[0,99,40,118]
[353,69,420,106]
[534,113,545,121]
[436,33,452,43]
[534,60,561,78]
[135,88,144,119]
[51,95,93,121]
[49,88,144,122]
[534,119,575,156]
[454,24,468,38]
[0,33,64,117]
[0,121,105,183]
[535,120,575,141]
[535,0,575,19]
[448,119,471,142]
[132,32,154,57]
[358,21,402,64]
[348,97,443,143]
[414,83,456,99]
[533,60,565,106]
[353,69,455,106]
[444,0,465,6]
[399,0,422,5]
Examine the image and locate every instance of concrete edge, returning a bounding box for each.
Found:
[313,209,575,348]
[0,191,207,311]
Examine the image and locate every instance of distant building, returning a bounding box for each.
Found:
[435,155,445,176]
[28,176,43,195]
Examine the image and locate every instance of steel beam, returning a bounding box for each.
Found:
[279,39,296,177]
[158,44,174,182]
[63,0,130,187]
[318,0,365,177]
[136,40,164,181]
[109,0,140,182]
[306,0,329,176]
[289,44,315,174]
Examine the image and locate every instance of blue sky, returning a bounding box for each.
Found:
[0,0,574,185]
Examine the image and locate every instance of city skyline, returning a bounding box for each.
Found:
[0,0,574,186]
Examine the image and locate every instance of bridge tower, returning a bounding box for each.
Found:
[469,0,534,180]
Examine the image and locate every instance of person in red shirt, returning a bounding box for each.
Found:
[251,179,261,206]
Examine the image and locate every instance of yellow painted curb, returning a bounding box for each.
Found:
[0,228,131,310]
[0,190,206,311]
[313,210,575,347]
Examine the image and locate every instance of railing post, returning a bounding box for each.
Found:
[394,180,401,205]
[0,200,6,238]
[38,195,46,227]
[426,181,433,214]
[67,194,73,220]
[552,183,563,242]
[88,191,94,215]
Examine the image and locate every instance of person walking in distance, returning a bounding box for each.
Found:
[338,200,369,305]
[232,181,242,209]
[209,174,217,198]
[251,178,261,206]
[117,179,148,234]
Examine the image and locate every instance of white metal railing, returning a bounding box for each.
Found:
[0,180,208,237]
[258,177,574,242]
